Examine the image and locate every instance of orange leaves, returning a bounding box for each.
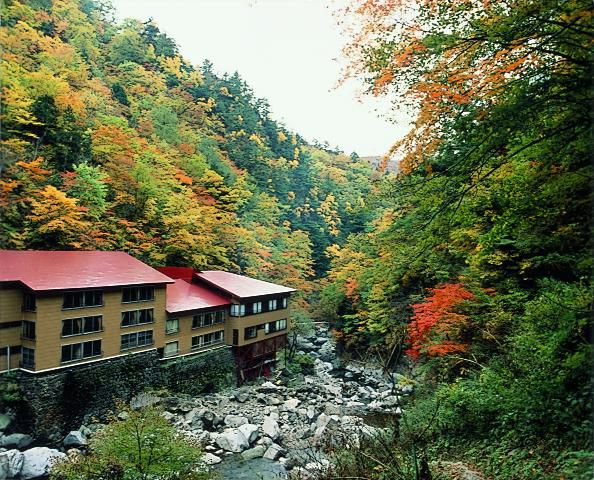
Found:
[16,157,51,181]
[405,283,475,360]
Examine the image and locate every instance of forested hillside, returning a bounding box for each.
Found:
[1,0,592,478]
[318,0,593,478]
[0,0,376,322]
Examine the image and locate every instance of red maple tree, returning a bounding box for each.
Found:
[405,283,474,360]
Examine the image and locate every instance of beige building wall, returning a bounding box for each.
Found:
[0,288,26,371]
[164,309,227,357]
[28,285,167,372]
[226,305,290,347]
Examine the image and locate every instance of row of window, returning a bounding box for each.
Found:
[18,323,231,368]
[19,308,227,341]
[230,297,288,317]
[244,318,288,340]
[22,287,157,313]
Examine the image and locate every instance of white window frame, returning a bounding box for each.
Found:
[252,301,262,314]
[230,304,245,317]
[164,341,179,357]
[165,318,179,334]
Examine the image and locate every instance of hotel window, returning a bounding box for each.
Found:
[21,347,35,368]
[62,316,102,337]
[244,326,257,340]
[122,286,154,303]
[21,321,36,340]
[268,299,277,311]
[164,341,179,357]
[191,330,224,349]
[121,308,154,327]
[61,340,101,363]
[230,304,245,317]
[121,330,153,351]
[281,297,288,309]
[215,310,225,323]
[265,318,287,334]
[252,302,262,314]
[63,290,103,309]
[166,318,179,334]
[23,293,36,312]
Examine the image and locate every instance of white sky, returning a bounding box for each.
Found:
[110,0,411,157]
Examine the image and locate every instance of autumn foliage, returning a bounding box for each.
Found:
[405,284,474,360]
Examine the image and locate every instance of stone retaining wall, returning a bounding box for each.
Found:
[5,347,236,443]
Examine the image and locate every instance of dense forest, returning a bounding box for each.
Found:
[319,0,593,478]
[0,0,592,478]
[0,0,378,324]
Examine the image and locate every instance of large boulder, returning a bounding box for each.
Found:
[224,414,248,428]
[214,429,249,453]
[63,430,87,448]
[238,424,259,444]
[0,434,33,450]
[0,449,24,479]
[262,416,281,441]
[20,447,65,480]
[241,445,266,461]
[263,443,285,461]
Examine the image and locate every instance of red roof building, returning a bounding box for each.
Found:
[165,279,230,314]
[0,250,173,291]
[195,271,296,299]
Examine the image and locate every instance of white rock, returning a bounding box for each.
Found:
[0,449,23,479]
[262,416,281,441]
[201,452,222,465]
[224,414,248,428]
[20,447,65,480]
[214,429,249,453]
[238,423,259,444]
[263,442,285,460]
[283,398,301,411]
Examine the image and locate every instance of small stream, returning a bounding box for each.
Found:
[213,455,287,479]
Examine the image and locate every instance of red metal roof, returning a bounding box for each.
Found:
[156,266,194,282]
[166,279,230,313]
[195,271,296,299]
[0,250,173,291]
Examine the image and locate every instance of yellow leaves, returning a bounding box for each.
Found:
[160,55,183,79]
[249,133,266,148]
[277,131,288,142]
[27,186,90,246]
[219,86,232,97]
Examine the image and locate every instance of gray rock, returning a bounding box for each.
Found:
[201,452,222,465]
[234,391,249,403]
[20,447,65,480]
[282,398,300,412]
[262,416,281,441]
[0,434,33,450]
[238,424,259,444]
[224,414,248,428]
[130,392,161,410]
[214,429,249,453]
[241,445,266,460]
[263,442,285,461]
[0,414,13,432]
[324,404,342,416]
[0,449,23,479]
[63,430,87,448]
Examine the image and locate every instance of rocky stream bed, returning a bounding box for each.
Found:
[0,328,413,479]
